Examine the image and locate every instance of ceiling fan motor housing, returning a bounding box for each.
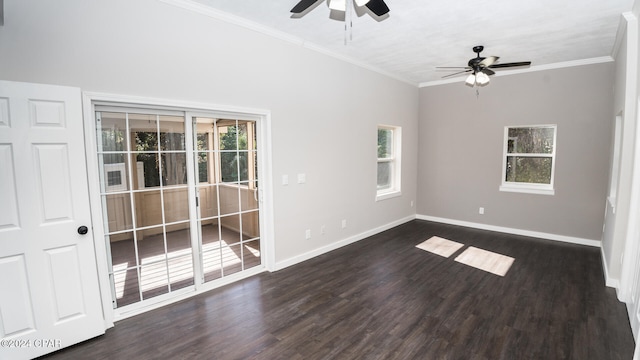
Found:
[468,57,485,72]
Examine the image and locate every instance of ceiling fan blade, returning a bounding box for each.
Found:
[436,66,469,69]
[365,0,390,16]
[442,69,472,78]
[291,0,321,13]
[479,56,499,67]
[489,61,532,69]
[481,68,495,76]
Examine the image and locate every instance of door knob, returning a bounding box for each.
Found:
[77,226,89,235]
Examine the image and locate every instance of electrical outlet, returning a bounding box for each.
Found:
[305,229,311,239]
[341,219,347,229]
[321,225,326,235]
[479,207,485,215]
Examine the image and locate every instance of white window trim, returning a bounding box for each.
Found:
[499,124,557,196]
[376,125,402,201]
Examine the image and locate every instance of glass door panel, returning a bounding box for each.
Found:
[194,117,262,283]
[97,110,194,309]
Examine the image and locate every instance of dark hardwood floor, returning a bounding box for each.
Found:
[41,220,635,359]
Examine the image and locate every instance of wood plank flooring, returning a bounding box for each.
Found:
[40,220,635,359]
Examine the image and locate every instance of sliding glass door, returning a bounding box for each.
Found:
[95,108,262,310]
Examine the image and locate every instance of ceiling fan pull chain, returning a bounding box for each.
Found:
[350,19,353,43]
[344,0,353,45]
[349,0,353,42]
[344,21,347,45]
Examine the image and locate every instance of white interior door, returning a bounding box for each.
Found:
[0,81,105,359]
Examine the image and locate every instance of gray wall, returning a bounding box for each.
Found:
[0,0,419,265]
[418,63,614,241]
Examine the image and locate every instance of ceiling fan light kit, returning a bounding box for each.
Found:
[465,72,490,88]
[328,0,346,11]
[476,72,491,86]
[465,74,476,87]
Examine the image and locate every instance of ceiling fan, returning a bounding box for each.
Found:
[290,0,390,17]
[438,46,532,87]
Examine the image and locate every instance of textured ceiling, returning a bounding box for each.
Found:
[187,0,634,85]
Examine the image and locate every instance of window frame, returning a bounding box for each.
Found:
[500,124,557,196]
[376,125,402,201]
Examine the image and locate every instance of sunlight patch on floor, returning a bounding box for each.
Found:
[112,262,129,298]
[454,246,515,276]
[416,236,465,258]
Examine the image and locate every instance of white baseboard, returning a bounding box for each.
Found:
[600,247,621,290]
[416,214,601,248]
[274,215,415,271]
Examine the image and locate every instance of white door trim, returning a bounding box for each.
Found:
[620,12,640,302]
[82,91,276,323]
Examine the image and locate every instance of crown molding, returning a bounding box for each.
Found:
[159,0,417,86]
[418,56,615,88]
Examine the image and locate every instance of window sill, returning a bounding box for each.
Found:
[499,184,555,196]
[376,190,401,202]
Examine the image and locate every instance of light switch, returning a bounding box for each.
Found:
[297,173,306,184]
[282,175,289,185]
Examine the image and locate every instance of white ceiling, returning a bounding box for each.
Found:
[186,0,634,86]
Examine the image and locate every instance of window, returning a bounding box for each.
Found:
[377,125,401,200]
[217,121,251,183]
[500,125,556,195]
[133,118,186,188]
[195,119,257,186]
